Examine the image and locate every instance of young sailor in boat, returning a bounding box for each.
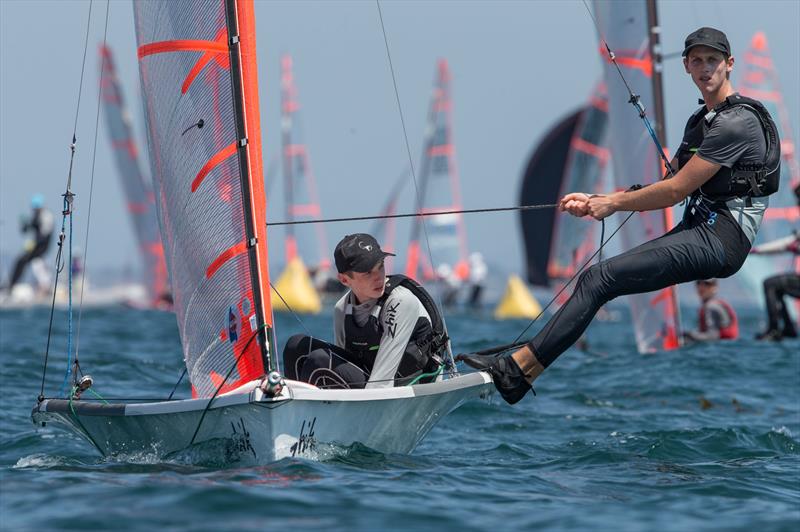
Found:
[683,279,739,343]
[461,27,781,403]
[283,233,446,389]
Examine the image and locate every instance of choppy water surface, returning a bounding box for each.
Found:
[1,305,798,531]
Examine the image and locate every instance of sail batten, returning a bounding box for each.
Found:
[134,0,273,398]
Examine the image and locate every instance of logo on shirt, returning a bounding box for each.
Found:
[384,301,400,338]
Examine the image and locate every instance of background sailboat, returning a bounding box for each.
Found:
[99,45,171,310]
[405,60,470,305]
[594,0,681,352]
[733,31,800,317]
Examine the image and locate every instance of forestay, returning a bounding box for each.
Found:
[593,0,680,352]
[133,0,274,397]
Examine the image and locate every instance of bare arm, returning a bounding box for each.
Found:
[561,155,721,220]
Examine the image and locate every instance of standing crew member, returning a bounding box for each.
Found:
[461,27,781,403]
[4,194,54,295]
[283,233,447,389]
[683,279,738,342]
[751,230,800,341]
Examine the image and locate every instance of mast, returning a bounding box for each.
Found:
[281,55,297,264]
[225,0,273,370]
[646,0,682,341]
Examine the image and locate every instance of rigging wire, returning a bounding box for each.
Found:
[73,0,112,389]
[40,0,95,401]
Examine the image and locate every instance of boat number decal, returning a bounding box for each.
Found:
[290,417,317,457]
[229,417,257,459]
[227,305,239,343]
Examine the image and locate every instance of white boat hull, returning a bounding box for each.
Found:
[32,372,493,464]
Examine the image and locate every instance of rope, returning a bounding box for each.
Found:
[407,365,443,386]
[266,203,558,227]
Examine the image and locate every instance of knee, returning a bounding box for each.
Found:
[283,334,310,356]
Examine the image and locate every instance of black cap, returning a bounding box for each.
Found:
[683,27,731,57]
[334,233,395,274]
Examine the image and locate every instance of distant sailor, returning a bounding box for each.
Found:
[283,233,448,389]
[461,27,782,403]
[683,279,738,342]
[4,194,54,296]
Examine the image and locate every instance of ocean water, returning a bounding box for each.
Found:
[1,305,798,531]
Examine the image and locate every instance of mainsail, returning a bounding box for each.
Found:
[134,0,273,397]
[736,31,800,301]
[99,45,169,308]
[594,0,681,352]
[280,54,330,272]
[405,59,470,283]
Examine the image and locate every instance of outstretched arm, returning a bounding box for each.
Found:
[560,155,721,220]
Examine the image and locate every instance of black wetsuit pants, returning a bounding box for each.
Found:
[282,334,369,389]
[529,216,750,367]
[8,239,49,289]
[763,273,800,336]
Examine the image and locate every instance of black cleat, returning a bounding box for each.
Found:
[457,353,533,405]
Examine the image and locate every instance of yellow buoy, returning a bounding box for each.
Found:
[494,274,542,319]
[271,256,322,314]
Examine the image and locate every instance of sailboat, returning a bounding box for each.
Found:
[371,172,407,274]
[593,0,681,353]
[99,45,171,310]
[405,59,470,306]
[508,82,610,319]
[31,0,492,464]
[734,32,800,312]
[271,54,326,314]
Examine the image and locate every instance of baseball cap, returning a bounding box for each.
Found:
[683,27,731,57]
[334,233,395,274]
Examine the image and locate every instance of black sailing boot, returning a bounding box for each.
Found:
[456,353,533,405]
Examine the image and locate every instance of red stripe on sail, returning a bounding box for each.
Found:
[572,137,610,162]
[743,52,773,69]
[127,202,149,214]
[739,87,781,102]
[428,144,453,157]
[284,144,306,157]
[405,241,420,279]
[599,45,652,77]
[289,204,321,216]
[206,242,247,279]
[763,206,800,222]
[285,235,298,262]
[112,139,138,160]
[182,28,229,94]
[138,40,227,59]
[191,143,238,192]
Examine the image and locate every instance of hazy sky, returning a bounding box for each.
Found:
[1,0,798,283]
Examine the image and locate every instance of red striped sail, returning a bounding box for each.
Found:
[280,55,330,272]
[594,0,681,352]
[134,0,274,397]
[99,46,170,308]
[736,31,800,305]
[548,82,611,299]
[405,59,470,283]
